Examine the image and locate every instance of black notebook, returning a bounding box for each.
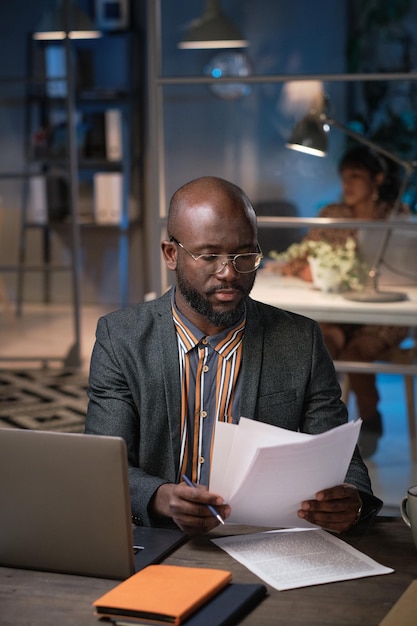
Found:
[183,583,267,626]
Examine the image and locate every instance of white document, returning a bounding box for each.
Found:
[209,418,362,527]
[212,528,393,590]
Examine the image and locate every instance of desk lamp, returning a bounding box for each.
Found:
[286,109,416,302]
[178,0,248,49]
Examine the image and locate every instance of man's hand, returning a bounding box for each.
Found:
[297,483,362,533]
[150,481,231,534]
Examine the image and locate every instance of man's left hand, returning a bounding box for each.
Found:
[298,483,362,533]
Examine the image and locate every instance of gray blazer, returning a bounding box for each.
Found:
[85,288,380,526]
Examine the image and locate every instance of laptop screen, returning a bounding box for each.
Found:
[0,430,158,579]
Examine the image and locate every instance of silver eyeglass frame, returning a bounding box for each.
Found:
[169,237,263,274]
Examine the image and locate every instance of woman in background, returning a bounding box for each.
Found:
[280,145,409,458]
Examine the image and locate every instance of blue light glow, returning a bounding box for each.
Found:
[211,68,222,78]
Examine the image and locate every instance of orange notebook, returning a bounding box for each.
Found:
[93,564,232,625]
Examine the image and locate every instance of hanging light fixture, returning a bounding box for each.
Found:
[178,0,248,50]
[33,0,101,40]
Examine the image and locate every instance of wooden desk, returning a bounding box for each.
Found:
[251,272,417,326]
[1,518,416,625]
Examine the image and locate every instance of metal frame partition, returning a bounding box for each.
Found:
[145,0,417,386]
[145,0,417,446]
[145,0,417,294]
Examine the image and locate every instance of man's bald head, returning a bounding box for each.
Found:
[167,176,257,239]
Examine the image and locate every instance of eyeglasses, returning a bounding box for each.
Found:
[170,237,263,274]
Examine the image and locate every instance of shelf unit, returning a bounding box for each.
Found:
[19,29,141,305]
[0,15,142,367]
[0,29,83,367]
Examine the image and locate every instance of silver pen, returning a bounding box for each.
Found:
[182,475,225,524]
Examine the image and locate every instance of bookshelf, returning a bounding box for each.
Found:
[19,30,141,302]
[0,23,142,367]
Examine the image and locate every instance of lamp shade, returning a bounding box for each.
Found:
[178,0,248,49]
[33,0,101,40]
[286,114,328,157]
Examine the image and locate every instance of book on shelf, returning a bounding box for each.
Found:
[93,172,138,225]
[94,172,123,224]
[44,44,67,98]
[27,175,69,224]
[27,176,47,224]
[83,110,123,161]
[105,108,123,161]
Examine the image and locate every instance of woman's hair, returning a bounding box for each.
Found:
[338,145,400,203]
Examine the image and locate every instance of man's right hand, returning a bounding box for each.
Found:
[150,481,231,534]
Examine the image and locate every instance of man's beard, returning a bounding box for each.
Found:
[176,270,253,328]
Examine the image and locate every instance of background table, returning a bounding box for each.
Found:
[251,272,417,378]
[1,517,416,625]
[251,272,417,326]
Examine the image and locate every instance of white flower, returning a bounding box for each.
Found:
[270,237,368,291]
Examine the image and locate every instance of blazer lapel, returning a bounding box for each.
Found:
[156,293,182,475]
[239,299,263,420]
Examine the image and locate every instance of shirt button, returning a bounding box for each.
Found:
[199,456,205,465]
[203,365,209,372]
[201,411,207,418]
[202,338,208,345]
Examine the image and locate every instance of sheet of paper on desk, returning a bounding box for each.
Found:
[212,529,394,591]
[209,417,362,527]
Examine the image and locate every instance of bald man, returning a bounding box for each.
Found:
[85,176,382,534]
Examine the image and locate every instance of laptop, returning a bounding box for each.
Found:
[0,429,186,579]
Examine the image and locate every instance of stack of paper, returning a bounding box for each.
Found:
[209,418,362,527]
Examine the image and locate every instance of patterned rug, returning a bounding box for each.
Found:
[0,369,88,432]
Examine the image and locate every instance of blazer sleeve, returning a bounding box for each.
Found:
[85,301,181,528]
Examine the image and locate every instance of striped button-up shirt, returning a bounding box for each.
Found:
[172,300,245,486]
